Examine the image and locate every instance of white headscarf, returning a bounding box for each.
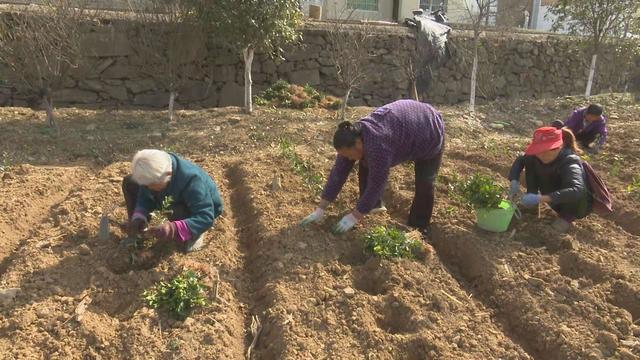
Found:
[131,149,172,186]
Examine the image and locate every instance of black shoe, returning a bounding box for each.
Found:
[419,225,431,239]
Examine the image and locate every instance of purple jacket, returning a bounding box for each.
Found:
[322,100,445,214]
[563,107,608,146]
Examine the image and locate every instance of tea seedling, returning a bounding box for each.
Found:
[279,138,324,194]
[364,226,423,260]
[125,196,174,266]
[0,151,10,173]
[608,154,625,177]
[628,176,640,200]
[478,139,502,157]
[150,196,174,226]
[443,205,457,216]
[162,144,178,154]
[456,173,505,209]
[249,130,269,142]
[167,338,180,351]
[143,270,207,320]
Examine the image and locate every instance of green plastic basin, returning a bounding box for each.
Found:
[475,200,515,233]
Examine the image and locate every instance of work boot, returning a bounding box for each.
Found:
[182,234,205,253]
[419,225,431,240]
[551,218,571,233]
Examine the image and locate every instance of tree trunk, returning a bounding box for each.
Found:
[42,94,57,132]
[341,87,351,121]
[411,79,418,101]
[168,91,177,123]
[585,54,597,98]
[243,46,255,114]
[469,42,479,113]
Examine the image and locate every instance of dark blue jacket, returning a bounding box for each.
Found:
[136,153,223,238]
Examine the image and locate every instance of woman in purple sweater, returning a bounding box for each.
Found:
[551,103,608,154]
[301,99,445,235]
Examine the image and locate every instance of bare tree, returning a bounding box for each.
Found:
[401,47,420,101]
[549,0,640,98]
[465,0,497,112]
[326,10,374,120]
[0,1,96,130]
[127,0,205,122]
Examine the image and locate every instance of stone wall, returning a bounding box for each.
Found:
[427,32,640,104]
[0,20,638,109]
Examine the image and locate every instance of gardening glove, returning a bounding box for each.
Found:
[148,222,177,242]
[520,193,541,208]
[332,213,359,234]
[127,216,148,237]
[508,180,521,200]
[300,207,325,227]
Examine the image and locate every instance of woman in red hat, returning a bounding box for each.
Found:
[508,127,592,232]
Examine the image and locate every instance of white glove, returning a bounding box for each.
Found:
[300,207,325,227]
[509,180,521,200]
[332,213,359,234]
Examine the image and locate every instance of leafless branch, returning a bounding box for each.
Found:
[0,0,98,129]
[125,0,205,121]
[326,6,375,120]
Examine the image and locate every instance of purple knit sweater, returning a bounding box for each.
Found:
[564,107,608,146]
[322,100,445,214]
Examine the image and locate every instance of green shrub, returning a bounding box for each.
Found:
[253,96,269,106]
[143,270,207,319]
[303,83,322,101]
[457,173,505,209]
[364,226,423,260]
[261,79,291,103]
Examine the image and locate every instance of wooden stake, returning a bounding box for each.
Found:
[537,202,541,219]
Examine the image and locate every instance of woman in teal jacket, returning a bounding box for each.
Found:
[122,149,223,252]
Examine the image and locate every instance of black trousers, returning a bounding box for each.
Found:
[575,130,599,149]
[122,175,189,221]
[358,151,443,229]
[521,158,591,221]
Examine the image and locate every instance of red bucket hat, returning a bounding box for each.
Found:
[525,127,564,155]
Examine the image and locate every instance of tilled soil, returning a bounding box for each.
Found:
[0,94,639,359]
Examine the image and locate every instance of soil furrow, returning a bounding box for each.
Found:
[383,189,542,359]
[0,166,89,276]
[1,162,247,359]
[226,150,534,359]
[224,161,289,358]
[388,187,635,359]
[428,224,551,359]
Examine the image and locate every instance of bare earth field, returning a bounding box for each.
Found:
[0,93,639,359]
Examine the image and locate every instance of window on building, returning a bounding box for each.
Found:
[419,0,447,12]
[347,0,379,11]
